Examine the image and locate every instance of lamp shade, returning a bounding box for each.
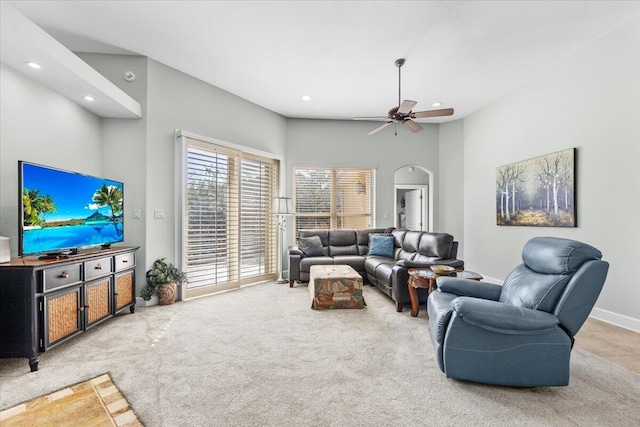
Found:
[273,197,293,215]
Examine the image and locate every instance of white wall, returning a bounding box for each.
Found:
[0,64,102,255]
[286,118,441,236]
[455,17,640,329]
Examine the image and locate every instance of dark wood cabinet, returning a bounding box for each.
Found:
[0,246,138,372]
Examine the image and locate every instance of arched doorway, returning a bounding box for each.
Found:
[393,165,433,231]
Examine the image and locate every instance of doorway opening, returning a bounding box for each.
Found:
[393,165,433,231]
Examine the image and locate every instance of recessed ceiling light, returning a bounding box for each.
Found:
[432,102,442,107]
[27,62,41,69]
[302,95,311,101]
[84,95,95,101]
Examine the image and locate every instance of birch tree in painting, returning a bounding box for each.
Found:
[496,148,575,227]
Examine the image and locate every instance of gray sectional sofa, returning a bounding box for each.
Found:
[288,228,463,312]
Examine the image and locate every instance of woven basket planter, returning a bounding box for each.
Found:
[157,282,177,305]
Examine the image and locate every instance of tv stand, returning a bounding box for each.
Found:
[100,244,112,250]
[0,246,139,372]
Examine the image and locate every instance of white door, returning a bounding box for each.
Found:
[405,189,425,231]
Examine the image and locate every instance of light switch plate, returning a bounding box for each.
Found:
[154,209,165,219]
[133,209,141,219]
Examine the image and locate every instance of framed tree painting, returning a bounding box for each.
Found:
[496,148,576,227]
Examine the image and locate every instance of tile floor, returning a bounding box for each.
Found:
[575,318,640,374]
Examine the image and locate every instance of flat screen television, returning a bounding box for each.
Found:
[19,161,124,257]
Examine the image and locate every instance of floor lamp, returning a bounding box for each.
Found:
[273,197,293,284]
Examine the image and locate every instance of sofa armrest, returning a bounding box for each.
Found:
[289,249,303,282]
[289,246,304,256]
[433,259,464,268]
[396,259,464,269]
[437,277,501,301]
[451,297,559,333]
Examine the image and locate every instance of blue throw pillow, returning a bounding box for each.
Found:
[368,234,394,258]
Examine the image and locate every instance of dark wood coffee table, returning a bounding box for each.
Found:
[407,268,482,317]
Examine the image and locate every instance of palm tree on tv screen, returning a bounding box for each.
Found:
[92,184,123,222]
[23,189,56,226]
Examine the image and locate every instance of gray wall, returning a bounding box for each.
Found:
[285,118,441,240]
[78,53,149,285]
[1,55,287,296]
[0,64,102,254]
[451,17,640,328]
[144,59,287,266]
[438,119,465,256]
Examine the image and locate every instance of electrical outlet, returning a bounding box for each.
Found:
[133,209,141,219]
[154,209,165,219]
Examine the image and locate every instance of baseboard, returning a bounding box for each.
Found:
[589,308,640,333]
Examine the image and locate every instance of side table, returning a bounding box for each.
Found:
[407,268,483,317]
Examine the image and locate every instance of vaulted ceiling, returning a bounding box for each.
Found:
[7,1,640,122]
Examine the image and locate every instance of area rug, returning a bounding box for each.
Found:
[0,373,141,426]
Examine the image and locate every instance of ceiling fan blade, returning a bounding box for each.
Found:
[411,108,454,118]
[397,100,417,115]
[367,122,393,135]
[403,119,423,133]
[354,116,392,122]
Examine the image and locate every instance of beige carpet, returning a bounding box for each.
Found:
[0,373,141,426]
[0,282,639,426]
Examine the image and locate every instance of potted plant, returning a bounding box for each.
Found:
[141,258,187,305]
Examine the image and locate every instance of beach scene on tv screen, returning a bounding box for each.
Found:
[22,163,123,254]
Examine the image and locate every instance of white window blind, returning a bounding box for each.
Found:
[184,137,278,298]
[240,156,277,281]
[293,166,374,237]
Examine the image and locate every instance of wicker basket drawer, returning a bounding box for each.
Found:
[114,252,135,271]
[84,257,113,280]
[43,264,82,292]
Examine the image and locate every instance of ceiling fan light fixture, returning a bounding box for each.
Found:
[431,102,442,107]
[356,58,455,135]
[301,95,311,101]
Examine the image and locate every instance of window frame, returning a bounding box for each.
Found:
[292,165,376,238]
[176,130,283,300]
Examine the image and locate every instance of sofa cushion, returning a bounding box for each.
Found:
[418,233,453,259]
[333,255,366,272]
[368,234,394,258]
[298,236,325,257]
[391,229,407,248]
[402,231,423,253]
[364,256,395,277]
[328,230,358,256]
[300,256,334,273]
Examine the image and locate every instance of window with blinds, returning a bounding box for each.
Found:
[240,157,277,280]
[183,137,278,298]
[293,166,374,237]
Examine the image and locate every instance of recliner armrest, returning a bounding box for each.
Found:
[437,277,501,301]
[451,297,560,334]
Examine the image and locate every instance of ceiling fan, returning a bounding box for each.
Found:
[354,58,454,135]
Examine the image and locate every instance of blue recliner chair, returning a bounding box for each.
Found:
[427,237,609,387]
